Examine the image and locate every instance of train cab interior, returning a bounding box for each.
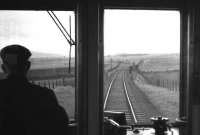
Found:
[0,0,200,135]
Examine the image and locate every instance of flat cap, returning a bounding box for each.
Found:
[0,44,31,65]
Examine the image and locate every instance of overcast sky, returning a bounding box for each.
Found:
[104,10,180,55]
[0,11,75,57]
[0,10,180,57]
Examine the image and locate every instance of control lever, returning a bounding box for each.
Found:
[150,116,187,135]
[150,116,170,135]
[171,117,187,127]
[104,117,128,135]
[104,116,186,135]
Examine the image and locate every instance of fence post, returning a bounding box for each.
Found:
[157,79,159,86]
[176,80,178,92]
[63,78,65,86]
[159,79,161,87]
[173,80,175,92]
[48,80,51,89]
[163,80,164,88]
[53,81,55,89]
[162,80,164,88]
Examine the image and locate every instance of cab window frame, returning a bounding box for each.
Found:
[77,2,189,135]
[0,0,191,135]
[100,5,188,135]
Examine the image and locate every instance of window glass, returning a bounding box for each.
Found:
[0,10,76,121]
[104,10,180,125]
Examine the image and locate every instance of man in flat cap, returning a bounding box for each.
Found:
[0,44,69,135]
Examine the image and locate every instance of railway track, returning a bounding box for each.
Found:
[104,69,161,125]
[104,70,137,124]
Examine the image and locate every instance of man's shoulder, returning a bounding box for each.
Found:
[29,83,52,91]
[28,83,58,104]
[0,78,8,83]
[0,78,9,87]
[0,79,9,99]
[29,83,55,96]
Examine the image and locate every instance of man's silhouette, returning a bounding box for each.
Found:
[0,44,69,135]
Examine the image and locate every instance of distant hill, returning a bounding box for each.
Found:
[0,51,65,62]
[114,53,149,57]
[138,53,180,72]
[31,51,65,58]
[0,51,72,72]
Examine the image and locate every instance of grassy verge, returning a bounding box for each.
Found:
[133,76,179,122]
[54,86,75,120]
[142,70,179,81]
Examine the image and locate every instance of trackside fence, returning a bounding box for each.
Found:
[30,78,74,90]
[148,79,179,92]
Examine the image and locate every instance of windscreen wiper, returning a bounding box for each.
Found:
[47,11,75,73]
[47,11,75,46]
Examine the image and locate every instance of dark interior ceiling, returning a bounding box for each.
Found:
[0,0,185,10]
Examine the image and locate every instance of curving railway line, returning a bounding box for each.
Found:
[104,67,162,125]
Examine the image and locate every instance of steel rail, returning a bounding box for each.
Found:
[103,70,138,124]
[103,73,117,110]
[123,72,138,123]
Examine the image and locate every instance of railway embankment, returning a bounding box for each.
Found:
[124,71,162,124]
[129,70,179,122]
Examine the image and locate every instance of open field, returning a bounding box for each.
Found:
[30,57,75,70]
[137,54,180,91]
[138,53,179,72]
[0,57,75,72]
[28,68,74,80]
[0,57,75,79]
[143,70,179,81]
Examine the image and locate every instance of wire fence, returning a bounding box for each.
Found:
[149,78,179,92]
[30,78,74,90]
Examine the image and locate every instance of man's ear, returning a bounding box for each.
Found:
[25,61,31,71]
[1,64,7,73]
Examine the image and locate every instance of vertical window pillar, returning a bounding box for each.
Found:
[180,8,189,118]
[76,1,103,135]
[187,7,200,135]
[179,7,190,135]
